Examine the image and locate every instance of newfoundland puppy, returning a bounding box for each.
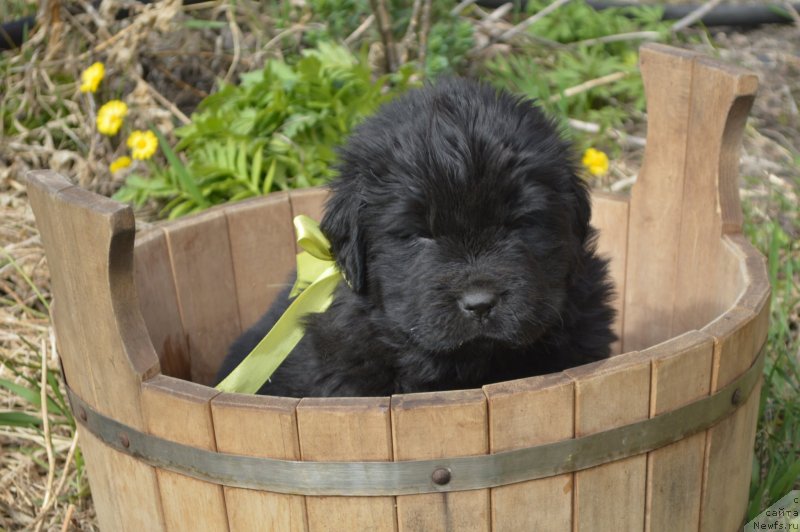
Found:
[217,78,616,397]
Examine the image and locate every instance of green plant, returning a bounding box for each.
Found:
[0,0,36,22]
[0,248,72,430]
[302,0,372,43]
[483,0,676,151]
[522,0,667,51]
[743,189,800,518]
[114,42,418,218]
[425,17,475,78]
[300,0,475,78]
[0,363,73,430]
[1,51,77,151]
[486,48,641,132]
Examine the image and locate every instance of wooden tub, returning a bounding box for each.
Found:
[27,44,769,531]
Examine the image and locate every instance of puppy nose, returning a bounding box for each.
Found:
[459,289,498,319]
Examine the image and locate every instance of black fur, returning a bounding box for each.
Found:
[217,78,616,397]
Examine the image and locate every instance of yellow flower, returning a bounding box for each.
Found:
[96,100,128,136]
[109,156,132,174]
[127,130,159,160]
[80,62,105,93]
[582,148,609,177]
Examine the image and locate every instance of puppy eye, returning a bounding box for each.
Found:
[409,233,434,244]
[390,227,432,241]
[388,232,414,242]
[508,213,540,228]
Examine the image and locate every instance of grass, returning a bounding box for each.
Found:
[0,0,35,20]
[0,0,798,528]
[0,194,92,528]
[743,184,800,519]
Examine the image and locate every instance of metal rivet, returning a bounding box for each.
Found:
[731,388,742,406]
[431,467,451,486]
[77,406,87,422]
[119,432,130,448]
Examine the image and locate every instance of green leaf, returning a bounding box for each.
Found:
[0,378,64,417]
[168,200,198,220]
[46,370,72,424]
[152,128,209,208]
[236,140,248,181]
[229,189,256,202]
[251,145,264,189]
[230,108,258,136]
[263,157,277,194]
[770,458,800,501]
[0,411,42,427]
[0,248,50,312]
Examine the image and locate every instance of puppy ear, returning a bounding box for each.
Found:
[320,180,367,293]
[569,172,592,243]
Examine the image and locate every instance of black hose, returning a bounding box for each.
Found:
[587,1,796,26]
[0,15,34,51]
[1,1,797,52]
[477,0,796,25]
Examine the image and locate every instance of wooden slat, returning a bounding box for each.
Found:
[724,234,771,349]
[705,306,760,391]
[392,390,489,532]
[623,44,701,351]
[566,353,651,532]
[27,173,94,402]
[165,209,241,385]
[707,237,748,329]
[699,305,762,531]
[670,57,758,337]
[590,192,629,354]
[27,171,166,530]
[483,373,574,532]
[289,187,330,222]
[699,378,761,532]
[74,430,125,530]
[28,177,161,422]
[625,44,757,352]
[225,193,297,331]
[77,430,169,531]
[700,234,770,530]
[643,331,713,532]
[51,308,166,532]
[211,393,307,532]
[297,398,396,532]
[142,376,228,532]
[134,228,190,379]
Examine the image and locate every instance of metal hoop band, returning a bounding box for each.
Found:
[67,345,765,496]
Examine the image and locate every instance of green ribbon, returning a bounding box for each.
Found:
[215,215,342,394]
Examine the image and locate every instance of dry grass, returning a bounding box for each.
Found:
[0,1,278,527]
[0,2,334,528]
[0,182,93,530]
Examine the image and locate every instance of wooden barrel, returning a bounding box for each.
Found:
[27,44,769,532]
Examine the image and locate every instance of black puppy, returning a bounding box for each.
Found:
[217,78,616,397]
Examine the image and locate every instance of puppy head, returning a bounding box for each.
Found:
[321,78,591,352]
